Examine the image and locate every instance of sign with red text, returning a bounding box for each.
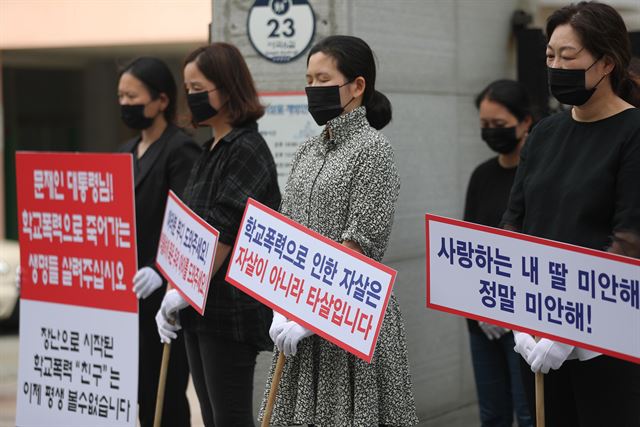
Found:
[226,198,396,362]
[426,214,640,364]
[16,152,138,426]
[156,190,218,315]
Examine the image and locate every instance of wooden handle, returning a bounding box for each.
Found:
[153,343,172,427]
[261,352,286,427]
[535,370,545,427]
[534,336,545,427]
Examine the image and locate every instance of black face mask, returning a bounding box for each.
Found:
[187,90,218,124]
[305,81,354,126]
[481,127,520,154]
[120,104,154,130]
[548,57,606,106]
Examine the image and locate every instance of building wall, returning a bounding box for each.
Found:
[523,0,640,29]
[212,1,519,424]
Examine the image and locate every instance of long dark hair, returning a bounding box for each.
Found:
[628,57,640,107]
[184,43,264,126]
[308,35,391,130]
[546,1,640,107]
[119,57,177,122]
[475,79,533,122]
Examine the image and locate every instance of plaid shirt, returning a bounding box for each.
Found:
[179,122,281,350]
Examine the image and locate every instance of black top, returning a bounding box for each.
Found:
[464,156,518,333]
[179,122,281,350]
[502,108,640,251]
[118,125,201,321]
[119,124,201,272]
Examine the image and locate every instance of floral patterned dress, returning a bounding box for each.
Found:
[259,107,419,426]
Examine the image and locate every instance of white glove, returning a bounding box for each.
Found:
[478,321,509,340]
[526,338,574,374]
[133,267,163,299]
[513,331,537,360]
[269,311,288,343]
[274,321,314,357]
[16,265,22,290]
[155,289,189,344]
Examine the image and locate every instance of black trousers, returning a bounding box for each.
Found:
[184,329,259,427]
[138,293,191,427]
[520,355,640,427]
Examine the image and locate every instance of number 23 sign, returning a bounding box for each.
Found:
[247,0,316,64]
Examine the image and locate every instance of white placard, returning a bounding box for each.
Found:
[15,152,139,426]
[258,91,322,190]
[426,214,640,364]
[16,300,138,427]
[156,190,219,315]
[226,198,396,362]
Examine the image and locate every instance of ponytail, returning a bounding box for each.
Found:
[365,90,392,130]
[308,36,393,129]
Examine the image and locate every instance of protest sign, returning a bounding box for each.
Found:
[156,190,218,314]
[15,152,138,426]
[226,198,396,362]
[426,213,640,364]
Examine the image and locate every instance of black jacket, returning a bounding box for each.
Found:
[179,122,281,350]
[118,124,202,272]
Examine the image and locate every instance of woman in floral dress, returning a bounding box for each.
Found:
[260,35,419,427]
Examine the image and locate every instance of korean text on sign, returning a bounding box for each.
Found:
[226,198,396,362]
[156,190,219,315]
[426,214,640,364]
[16,153,137,311]
[16,152,138,427]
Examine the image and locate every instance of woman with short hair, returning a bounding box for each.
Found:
[155,43,281,427]
[506,2,640,425]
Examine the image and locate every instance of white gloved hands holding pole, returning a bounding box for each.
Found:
[513,332,573,374]
[274,321,314,357]
[478,321,509,340]
[269,310,289,343]
[15,265,22,290]
[526,338,574,374]
[133,267,163,299]
[513,331,537,360]
[155,289,189,344]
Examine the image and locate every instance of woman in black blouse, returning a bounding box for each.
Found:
[465,80,533,427]
[117,57,200,427]
[155,43,280,426]
[505,3,640,426]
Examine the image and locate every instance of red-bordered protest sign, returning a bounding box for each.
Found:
[226,198,396,362]
[16,152,139,426]
[156,190,218,315]
[426,213,640,364]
